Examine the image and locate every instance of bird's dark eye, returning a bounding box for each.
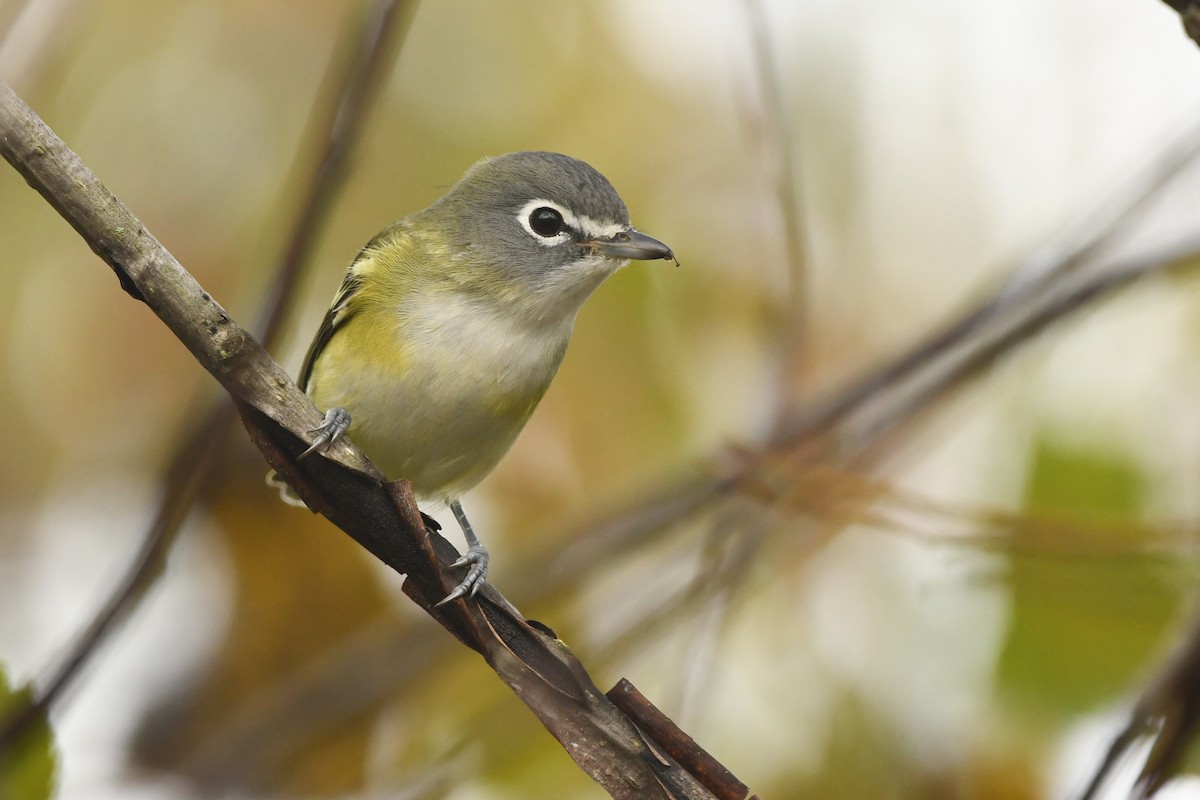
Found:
[529,206,565,237]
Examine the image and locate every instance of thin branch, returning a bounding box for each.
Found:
[0,0,414,755]
[190,226,1200,780]
[107,181,1200,792]
[1078,17,1200,790]
[159,474,723,785]
[609,679,761,800]
[1077,609,1200,800]
[833,235,1200,463]
[0,0,88,87]
[1158,0,1200,46]
[740,0,810,422]
[776,116,1200,447]
[0,398,233,754]
[0,79,726,800]
[254,0,412,345]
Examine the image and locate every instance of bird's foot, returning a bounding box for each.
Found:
[299,407,351,459]
[435,543,489,606]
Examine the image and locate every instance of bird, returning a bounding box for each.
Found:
[281,151,675,604]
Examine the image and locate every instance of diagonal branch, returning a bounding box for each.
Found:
[775,116,1200,452]
[0,81,724,800]
[0,0,414,756]
[740,0,810,422]
[1076,609,1200,800]
[1158,0,1200,46]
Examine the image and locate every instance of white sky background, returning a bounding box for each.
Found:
[8,1,1200,797]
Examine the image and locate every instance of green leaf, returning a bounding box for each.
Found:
[0,666,58,800]
[994,438,1183,722]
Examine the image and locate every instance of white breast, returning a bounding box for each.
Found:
[311,290,575,500]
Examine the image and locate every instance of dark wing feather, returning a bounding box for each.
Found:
[297,271,360,391]
[298,222,406,391]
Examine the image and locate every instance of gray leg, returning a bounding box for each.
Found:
[435,498,490,605]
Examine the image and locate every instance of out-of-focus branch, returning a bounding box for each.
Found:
[1077,610,1200,800]
[776,117,1200,452]
[829,236,1200,464]
[257,0,412,345]
[1158,0,1200,46]
[162,473,725,786]
[165,120,1200,782]
[740,0,810,421]
[0,0,414,756]
[181,233,1200,785]
[0,0,91,87]
[0,80,731,800]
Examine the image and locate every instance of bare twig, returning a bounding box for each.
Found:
[160,473,724,785]
[254,0,413,345]
[0,0,414,755]
[1073,17,1200,793]
[775,117,1200,448]
[178,226,1200,781]
[0,0,88,86]
[741,0,810,421]
[0,398,233,754]
[830,235,1200,463]
[0,78,728,800]
[609,679,761,800]
[1077,610,1200,800]
[1158,0,1200,46]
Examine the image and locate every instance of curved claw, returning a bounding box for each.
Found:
[434,544,489,606]
[299,407,351,459]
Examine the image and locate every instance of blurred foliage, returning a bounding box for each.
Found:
[0,668,57,800]
[996,438,1184,723]
[5,1,1200,799]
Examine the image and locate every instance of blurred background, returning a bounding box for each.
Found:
[4,0,1200,797]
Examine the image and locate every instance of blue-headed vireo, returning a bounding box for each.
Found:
[279,151,675,603]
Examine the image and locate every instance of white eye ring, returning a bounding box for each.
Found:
[515,198,631,248]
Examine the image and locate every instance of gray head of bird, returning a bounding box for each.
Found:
[418,151,675,324]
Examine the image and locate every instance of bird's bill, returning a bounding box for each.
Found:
[591,229,675,262]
